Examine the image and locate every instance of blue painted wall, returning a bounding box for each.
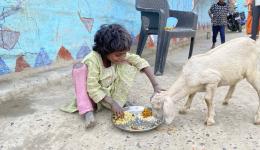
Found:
[236,0,248,16]
[0,0,214,75]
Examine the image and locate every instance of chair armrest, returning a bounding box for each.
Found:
[169,10,198,30]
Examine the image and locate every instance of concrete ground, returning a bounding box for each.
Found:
[1,31,260,150]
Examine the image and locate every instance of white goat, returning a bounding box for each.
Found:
[151,37,260,126]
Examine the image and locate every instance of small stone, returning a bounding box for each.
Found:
[136,143,141,148]
[10,122,14,126]
[48,124,51,128]
[187,140,192,143]
[108,147,113,150]
[206,133,210,137]
[223,148,227,150]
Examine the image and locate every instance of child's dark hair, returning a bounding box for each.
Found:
[93,24,132,56]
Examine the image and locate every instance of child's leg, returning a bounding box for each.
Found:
[72,63,94,114]
[110,63,138,107]
[72,63,95,128]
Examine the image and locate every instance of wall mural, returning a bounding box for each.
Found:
[0,0,216,75]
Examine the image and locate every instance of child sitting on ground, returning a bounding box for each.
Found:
[61,24,163,128]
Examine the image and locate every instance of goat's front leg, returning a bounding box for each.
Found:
[223,84,237,105]
[204,83,218,126]
[179,93,196,114]
[246,71,260,125]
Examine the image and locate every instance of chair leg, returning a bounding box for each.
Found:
[154,35,170,76]
[159,37,171,74]
[154,33,164,75]
[136,30,148,56]
[188,37,195,59]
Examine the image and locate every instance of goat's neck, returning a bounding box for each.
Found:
[166,76,188,100]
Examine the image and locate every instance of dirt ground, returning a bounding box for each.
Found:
[1,32,260,150]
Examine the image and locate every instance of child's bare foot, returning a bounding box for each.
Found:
[84,111,96,128]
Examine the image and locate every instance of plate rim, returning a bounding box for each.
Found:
[112,105,162,132]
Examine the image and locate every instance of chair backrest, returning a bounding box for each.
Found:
[136,0,169,15]
[136,0,169,30]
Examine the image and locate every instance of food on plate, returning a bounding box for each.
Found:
[141,108,153,118]
[113,112,135,125]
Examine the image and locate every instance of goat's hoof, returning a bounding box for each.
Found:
[254,121,260,125]
[179,109,187,114]
[205,118,215,126]
[222,101,229,105]
[254,116,260,125]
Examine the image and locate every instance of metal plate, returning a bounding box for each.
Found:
[112,106,162,132]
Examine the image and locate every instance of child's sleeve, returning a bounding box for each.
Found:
[84,60,106,104]
[126,53,150,71]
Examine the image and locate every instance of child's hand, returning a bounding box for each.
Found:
[154,84,165,93]
[111,101,124,118]
[151,84,166,100]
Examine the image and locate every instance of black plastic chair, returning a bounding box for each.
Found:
[136,0,198,75]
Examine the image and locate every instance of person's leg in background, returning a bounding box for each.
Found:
[219,25,226,44]
[211,25,219,49]
[246,1,253,35]
[251,3,260,40]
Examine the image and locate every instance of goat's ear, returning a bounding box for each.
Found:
[163,97,175,124]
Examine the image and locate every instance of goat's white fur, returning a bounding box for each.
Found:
[152,37,260,126]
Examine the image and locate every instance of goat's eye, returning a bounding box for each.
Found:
[154,103,161,109]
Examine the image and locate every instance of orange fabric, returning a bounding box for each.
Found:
[246,11,253,34]
[247,0,253,5]
[147,36,155,48]
[246,11,260,35]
